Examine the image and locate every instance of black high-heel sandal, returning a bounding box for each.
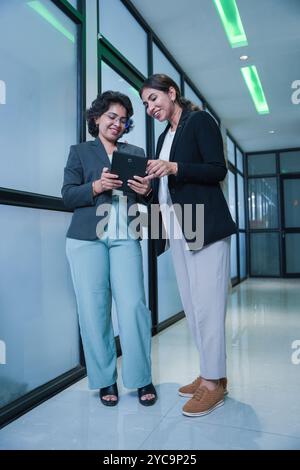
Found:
[138,383,157,406]
[99,383,118,406]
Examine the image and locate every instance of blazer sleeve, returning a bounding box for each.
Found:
[175,112,227,185]
[61,145,96,210]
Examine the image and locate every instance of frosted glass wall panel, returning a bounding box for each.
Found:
[227,136,235,165]
[250,233,280,276]
[285,234,300,274]
[248,178,278,229]
[0,205,80,408]
[101,62,146,150]
[0,0,78,196]
[280,151,300,174]
[248,153,276,176]
[99,0,147,75]
[184,82,203,109]
[283,179,300,228]
[153,43,180,85]
[157,250,182,323]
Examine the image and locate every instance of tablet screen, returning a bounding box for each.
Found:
[111,151,148,194]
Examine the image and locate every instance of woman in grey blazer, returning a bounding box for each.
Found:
[62,91,157,406]
[140,74,236,417]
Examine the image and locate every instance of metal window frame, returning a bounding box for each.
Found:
[246,146,300,279]
[227,130,248,284]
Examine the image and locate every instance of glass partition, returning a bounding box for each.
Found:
[280,151,300,174]
[248,178,278,229]
[226,136,235,165]
[0,0,78,197]
[248,153,276,176]
[157,251,183,323]
[101,62,146,150]
[99,0,147,75]
[184,82,203,109]
[153,43,181,84]
[250,233,280,276]
[0,205,80,409]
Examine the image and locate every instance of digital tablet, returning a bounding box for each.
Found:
[111,151,148,194]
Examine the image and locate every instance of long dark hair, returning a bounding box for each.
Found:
[140,74,201,111]
[86,90,134,137]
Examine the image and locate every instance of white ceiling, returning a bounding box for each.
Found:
[131,0,300,153]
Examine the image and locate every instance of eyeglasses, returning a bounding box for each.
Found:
[104,112,129,127]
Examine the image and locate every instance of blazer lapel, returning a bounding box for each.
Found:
[153,110,191,197]
[169,108,191,162]
[91,137,111,168]
[156,125,170,158]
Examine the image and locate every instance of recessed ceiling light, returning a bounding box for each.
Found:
[240,55,249,61]
[269,130,275,134]
[213,0,248,48]
[241,66,269,115]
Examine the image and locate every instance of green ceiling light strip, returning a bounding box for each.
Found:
[241,66,269,114]
[213,0,248,48]
[27,1,75,43]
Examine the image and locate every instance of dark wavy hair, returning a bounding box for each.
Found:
[140,74,201,112]
[86,90,134,137]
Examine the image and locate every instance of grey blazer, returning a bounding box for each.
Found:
[61,137,147,240]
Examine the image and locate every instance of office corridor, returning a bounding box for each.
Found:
[1,278,300,450]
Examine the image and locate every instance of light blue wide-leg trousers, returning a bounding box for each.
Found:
[66,234,152,390]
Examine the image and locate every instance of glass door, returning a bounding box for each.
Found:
[281,176,300,276]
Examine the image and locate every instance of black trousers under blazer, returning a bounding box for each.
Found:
[152,109,237,256]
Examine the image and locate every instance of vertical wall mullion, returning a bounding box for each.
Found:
[146,31,158,330]
[277,152,284,277]
[235,146,241,281]
[80,0,86,143]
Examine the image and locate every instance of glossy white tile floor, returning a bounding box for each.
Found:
[1,278,300,450]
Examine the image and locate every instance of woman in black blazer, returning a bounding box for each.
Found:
[140,74,236,417]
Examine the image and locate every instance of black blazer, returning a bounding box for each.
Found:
[61,137,148,240]
[154,109,237,255]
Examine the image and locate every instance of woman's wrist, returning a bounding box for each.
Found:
[92,181,100,196]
